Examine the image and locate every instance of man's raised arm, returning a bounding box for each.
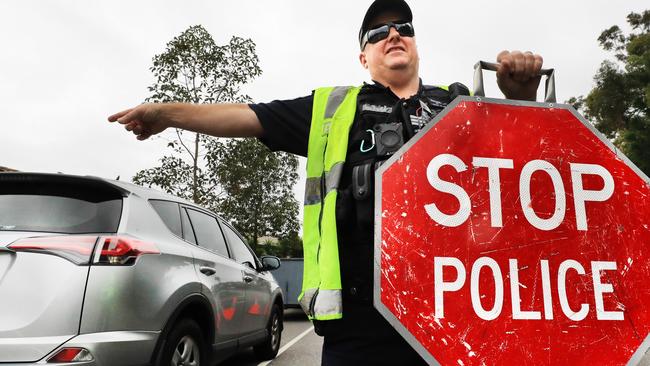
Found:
[107,103,263,141]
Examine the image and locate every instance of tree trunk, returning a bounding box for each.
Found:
[192,132,199,203]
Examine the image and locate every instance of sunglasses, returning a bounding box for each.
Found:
[360,21,415,50]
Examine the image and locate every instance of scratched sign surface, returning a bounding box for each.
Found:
[374,97,650,366]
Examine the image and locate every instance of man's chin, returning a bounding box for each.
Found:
[387,61,411,71]
[384,55,412,69]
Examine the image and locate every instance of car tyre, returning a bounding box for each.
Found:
[157,318,207,366]
[253,303,282,360]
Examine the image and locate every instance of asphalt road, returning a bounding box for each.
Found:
[220,308,322,366]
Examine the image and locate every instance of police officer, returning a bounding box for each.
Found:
[109,1,543,364]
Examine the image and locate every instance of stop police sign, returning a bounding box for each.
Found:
[375,97,650,365]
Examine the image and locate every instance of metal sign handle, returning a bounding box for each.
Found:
[473,61,557,103]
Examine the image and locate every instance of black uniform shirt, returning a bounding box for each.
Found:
[250,80,453,157]
[250,79,461,304]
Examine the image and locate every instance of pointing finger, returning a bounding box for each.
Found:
[116,107,143,125]
[108,108,133,122]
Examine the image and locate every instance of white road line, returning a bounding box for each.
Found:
[257,325,315,366]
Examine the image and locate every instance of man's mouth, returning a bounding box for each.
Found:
[386,46,406,54]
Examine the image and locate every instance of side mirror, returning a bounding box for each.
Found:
[260,256,281,271]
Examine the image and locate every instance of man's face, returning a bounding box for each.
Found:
[359,12,419,80]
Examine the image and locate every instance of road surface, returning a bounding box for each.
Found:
[220,308,321,366]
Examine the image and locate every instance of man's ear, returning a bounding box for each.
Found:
[359,52,368,69]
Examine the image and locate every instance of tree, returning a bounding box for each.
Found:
[204,137,300,252]
[133,25,301,252]
[133,25,261,205]
[568,10,650,175]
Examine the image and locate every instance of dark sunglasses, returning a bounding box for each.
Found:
[360,21,415,50]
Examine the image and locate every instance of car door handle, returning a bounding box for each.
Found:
[243,275,254,283]
[199,266,217,276]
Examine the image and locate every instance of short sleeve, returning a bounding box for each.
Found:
[249,94,313,157]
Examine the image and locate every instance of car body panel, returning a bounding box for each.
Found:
[0,233,89,362]
[0,331,159,366]
[191,245,248,342]
[242,266,274,333]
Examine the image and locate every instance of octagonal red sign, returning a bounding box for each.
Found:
[375,97,650,365]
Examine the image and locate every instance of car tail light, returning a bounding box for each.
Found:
[7,236,98,265]
[6,235,160,266]
[47,347,93,363]
[95,236,160,265]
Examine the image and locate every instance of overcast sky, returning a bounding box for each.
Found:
[1,0,647,220]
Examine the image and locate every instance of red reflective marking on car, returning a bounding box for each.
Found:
[248,299,260,315]
[223,308,235,320]
[48,348,83,362]
[222,296,237,320]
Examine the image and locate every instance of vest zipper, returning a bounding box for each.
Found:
[317,138,328,264]
[313,138,328,318]
[309,288,319,318]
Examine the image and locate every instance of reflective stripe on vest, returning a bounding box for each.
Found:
[299,85,361,320]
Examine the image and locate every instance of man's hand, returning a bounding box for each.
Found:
[108,104,169,141]
[108,103,263,140]
[496,50,543,101]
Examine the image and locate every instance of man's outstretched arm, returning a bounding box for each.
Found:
[108,103,263,140]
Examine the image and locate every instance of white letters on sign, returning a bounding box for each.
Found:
[472,157,513,227]
[433,257,624,321]
[424,155,614,231]
[425,154,471,227]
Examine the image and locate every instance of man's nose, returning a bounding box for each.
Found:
[386,26,401,42]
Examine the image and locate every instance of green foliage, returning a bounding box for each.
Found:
[571,10,650,175]
[147,25,260,105]
[204,137,300,252]
[132,156,217,206]
[135,25,261,202]
[134,25,300,245]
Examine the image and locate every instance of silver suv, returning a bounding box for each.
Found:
[0,173,284,366]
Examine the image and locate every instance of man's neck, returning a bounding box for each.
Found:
[375,73,420,99]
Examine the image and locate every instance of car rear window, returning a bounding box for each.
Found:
[0,175,123,234]
[0,195,122,234]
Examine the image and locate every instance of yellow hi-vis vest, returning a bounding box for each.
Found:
[298,83,454,320]
[299,86,361,320]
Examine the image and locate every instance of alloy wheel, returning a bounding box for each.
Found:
[271,312,280,351]
[171,335,200,366]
